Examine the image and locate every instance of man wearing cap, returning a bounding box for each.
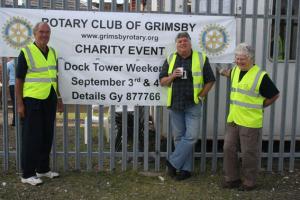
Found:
[159,32,215,180]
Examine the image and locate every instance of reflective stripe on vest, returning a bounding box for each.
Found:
[25,77,57,82]
[22,43,58,99]
[227,65,266,128]
[166,51,205,107]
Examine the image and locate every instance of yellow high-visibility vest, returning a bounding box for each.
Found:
[166,51,206,107]
[227,65,266,128]
[22,43,58,99]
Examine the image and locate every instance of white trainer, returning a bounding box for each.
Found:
[36,171,60,179]
[21,176,43,186]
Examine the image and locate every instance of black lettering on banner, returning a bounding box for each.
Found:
[41,18,88,28]
[128,46,165,55]
[144,21,196,32]
[126,21,141,30]
[91,20,122,29]
[64,62,90,71]
[72,91,105,100]
[126,92,160,101]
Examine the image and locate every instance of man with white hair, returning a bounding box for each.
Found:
[16,22,63,185]
[219,43,279,190]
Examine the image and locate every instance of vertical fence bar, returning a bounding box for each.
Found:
[171,0,175,12]
[289,1,300,172]
[87,0,92,10]
[75,105,80,170]
[166,109,172,168]
[267,0,281,172]
[2,58,9,171]
[121,106,128,171]
[219,0,223,14]
[137,0,142,12]
[230,0,235,15]
[183,0,187,14]
[143,106,149,171]
[63,105,69,171]
[52,121,57,171]
[15,56,21,172]
[63,0,67,9]
[201,95,208,172]
[206,0,211,14]
[278,0,293,173]
[212,64,220,173]
[240,0,247,42]
[50,0,55,9]
[133,107,139,170]
[123,0,128,12]
[251,0,258,49]
[155,107,161,171]
[111,0,116,11]
[158,0,163,12]
[98,105,104,170]
[86,105,92,171]
[194,0,199,13]
[109,106,116,171]
[261,0,269,71]
[99,0,104,11]
[75,0,80,10]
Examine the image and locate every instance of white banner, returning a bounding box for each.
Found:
[0,8,236,105]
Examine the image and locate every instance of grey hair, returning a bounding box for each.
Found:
[33,22,50,35]
[235,43,255,61]
[175,32,191,42]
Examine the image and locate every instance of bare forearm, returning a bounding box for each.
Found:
[263,94,279,107]
[199,81,215,97]
[15,79,24,106]
[160,75,175,87]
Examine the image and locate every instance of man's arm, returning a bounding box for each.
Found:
[198,81,215,98]
[15,51,28,118]
[260,74,280,108]
[218,67,232,77]
[263,93,279,107]
[15,78,25,118]
[159,59,182,87]
[160,68,182,87]
[199,57,215,98]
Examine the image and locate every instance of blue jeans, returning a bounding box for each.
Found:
[168,103,202,172]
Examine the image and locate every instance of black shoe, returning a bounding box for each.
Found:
[175,170,191,181]
[238,184,256,191]
[222,179,242,189]
[166,160,177,178]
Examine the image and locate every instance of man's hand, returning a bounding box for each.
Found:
[172,68,183,78]
[216,66,231,77]
[57,98,64,113]
[17,102,25,118]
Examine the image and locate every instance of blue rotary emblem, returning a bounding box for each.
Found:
[2,17,33,49]
[199,24,230,56]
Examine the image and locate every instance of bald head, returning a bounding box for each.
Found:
[33,22,51,50]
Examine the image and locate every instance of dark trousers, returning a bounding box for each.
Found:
[21,87,57,178]
[223,122,261,187]
[9,85,15,125]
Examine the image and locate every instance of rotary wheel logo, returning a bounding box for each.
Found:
[199,24,229,56]
[2,17,33,49]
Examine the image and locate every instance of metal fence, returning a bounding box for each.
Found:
[1,0,300,174]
